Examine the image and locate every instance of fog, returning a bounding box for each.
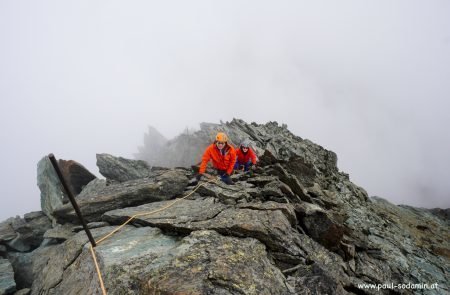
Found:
[1,1,449,221]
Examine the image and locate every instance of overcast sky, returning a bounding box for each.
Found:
[1,1,449,221]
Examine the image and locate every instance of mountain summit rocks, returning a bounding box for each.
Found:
[1,119,448,294]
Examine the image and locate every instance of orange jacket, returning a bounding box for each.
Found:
[236,147,258,165]
[199,143,236,175]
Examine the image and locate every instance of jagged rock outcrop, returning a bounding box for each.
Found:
[28,226,291,295]
[0,212,51,253]
[0,258,15,294]
[1,119,449,295]
[135,120,338,180]
[96,153,153,183]
[7,252,34,290]
[37,157,65,222]
[103,198,303,257]
[0,212,52,293]
[53,169,189,223]
[0,222,16,244]
[295,202,345,251]
[37,157,96,222]
[57,159,96,195]
[133,126,168,165]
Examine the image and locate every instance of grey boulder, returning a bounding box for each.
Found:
[32,227,291,295]
[96,153,153,182]
[0,258,15,295]
[0,212,51,253]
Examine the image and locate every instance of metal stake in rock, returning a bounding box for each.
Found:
[48,153,96,247]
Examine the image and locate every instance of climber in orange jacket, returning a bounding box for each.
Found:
[234,139,258,172]
[197,132,236,185]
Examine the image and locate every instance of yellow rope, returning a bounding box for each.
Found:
[88,177,219,295]
[89,245,107,295]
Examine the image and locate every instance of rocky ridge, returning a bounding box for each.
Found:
[0,119,448,295]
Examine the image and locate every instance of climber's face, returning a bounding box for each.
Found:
[216,141,225,150]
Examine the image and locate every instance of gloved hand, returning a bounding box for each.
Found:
[221,174,234,185]
[195,174,203,181]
